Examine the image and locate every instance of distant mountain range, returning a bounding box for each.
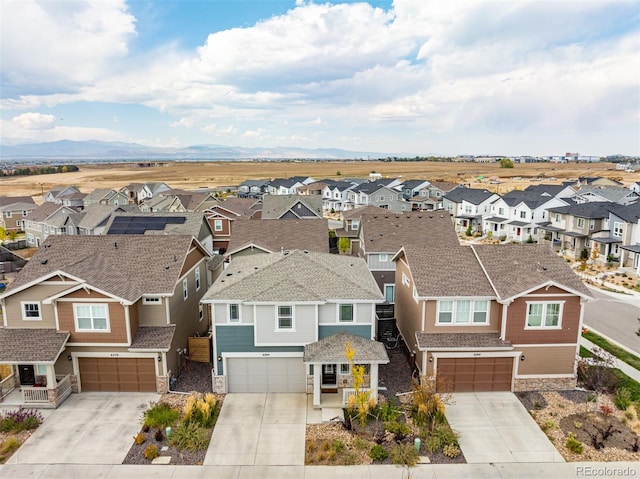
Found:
[0,140,393,161]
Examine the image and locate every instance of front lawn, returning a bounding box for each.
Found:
[583,330,640,372]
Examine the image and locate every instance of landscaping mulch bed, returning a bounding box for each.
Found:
[378,345,414,401]
[172,361,213,394]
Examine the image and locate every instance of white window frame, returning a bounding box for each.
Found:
[384,284,395,303]
[229,303,240,323]
[340,363,350,375]
[378,253,389,262]
[21,301,42,321]
[577,218,585,229]
[525,301,564,329]
[412,286,419,303]
[199,305,204,322]
[350,219,359,231]
[436,300,490,325]
[520,210,527,219]
[276,305,294,331]
[143,296,162,305]
[214,219,223,231]
[5,211,11,218]
[195,267,201,291]
[183,278,188,300]
[401,272,411,287]
[35,364,47,376]
[338,304,354,323]
[73,303,110,332]
[613,222,623,237]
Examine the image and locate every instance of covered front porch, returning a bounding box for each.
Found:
[303,332,389,409]
[0,328,72,408]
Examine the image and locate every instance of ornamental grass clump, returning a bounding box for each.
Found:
[0,408,43,432]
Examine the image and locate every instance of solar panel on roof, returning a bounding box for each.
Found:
[107,216,188,234]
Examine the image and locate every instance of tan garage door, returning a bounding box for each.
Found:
[79,357,157,392]
[226,357,306,393]
[436,357,513,392]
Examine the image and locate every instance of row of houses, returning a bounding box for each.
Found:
[0,200,593,408]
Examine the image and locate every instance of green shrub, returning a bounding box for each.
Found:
[615,388,633,410]
[384,421,411,441]
[133,433,146,445]
[352,437,372,450]
[369,444,388,461]
[143,444,158,460]
[0,408,43,433]
[376,398,402,422]
[541,420,557,432]
[143,402,180,428]
[411,380,446,431]
[168,421,210,452]
[565,433,584,454]
[332,439,345,453]
[389,443,419,468]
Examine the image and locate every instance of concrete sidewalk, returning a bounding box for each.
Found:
[1,462,638,478]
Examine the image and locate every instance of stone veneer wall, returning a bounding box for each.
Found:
[70,375,79,393]
[306,375,313,394]
[156,375,169,394]
[214,375,227,394]
[514,377,576,391]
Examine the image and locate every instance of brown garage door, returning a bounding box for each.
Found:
[437,357,513,392]
[79,357,156,392]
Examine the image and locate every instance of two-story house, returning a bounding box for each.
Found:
[609,203,640,271]
[571,185,639,206]
[0,235,211,407]
[265,178,306,196]
[443,188,499,234]
[392,244,592,392]
[82,188,128,208]
[357,212,458,303]
[201,249,387,408]
[322,181,358,212]
[397,180,431,201]
[24,203,78,247]
[346,181,408,213]
[43,186,82,205]
[120,183,153,205]
[237,179,269,198]
[334,206,388,250]
[0,197,37,232]
[203,197,262,252]
[542,202,612,259]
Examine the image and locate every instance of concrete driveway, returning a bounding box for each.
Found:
[7,392,158,465]
[446,392,565,464]
[204,393,306,466]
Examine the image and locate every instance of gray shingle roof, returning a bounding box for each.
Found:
[444,187,496,205]
[0,202,37,212]
[227,218,329,255]
[547,202,613,218]
[24,202,63,222]
[0,328,69,362]
[261,195,323,219]
[213,197,262,217]
[3,235,199,303]
[0,196,36,208]
[76,204,118,229]
[401,245,495,297]
[342,206,389,220]
[202,250,383,303]
[471,244,592,300]
[573,185,637,203]
[608,203,640,223]
[303,332,389,363]
[416,333,511,350]
[360,212,458,253]
[129,326,176,351]
[104,212,209,237]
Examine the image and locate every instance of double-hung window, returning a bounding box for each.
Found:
[339,304,354,323]
[214,219,223,231]
[22,302,41,320]
[229,304,240,323]
[195,267,201,291]
[277,306,293,330]
[526,302,562,328]
[74,304,109,332]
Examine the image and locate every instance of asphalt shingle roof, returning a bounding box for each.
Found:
[547,201,613,218]
[0,329,69,362]
[401,245,495,297]
[24,202,64,222]
[471,244,592,300]
[261,195,323,219]
[104,212,209,237]
[0,196,36,207]
[129,326,176,351]
[444,187,496,205]
[608,203,640,223]
[213,197,262,217]
[573,185,637,203]
[416,333,511,349]
[4,235,198,303]
[303,332,389,363]
[202,249,383,303]
[227,218,329,254]
[360,212,458,253]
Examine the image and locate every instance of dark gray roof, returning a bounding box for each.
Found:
[621,244,640,253]
[608,203,640,223]
[227,218,329,255]
[202,250,383,303]
[507,220,530,227]
[360,212,458,253]
[129,326,176,351]
[444,187,496,205]
[400,245,495,297]
[351,180,394,195]
[484,216,507,223]
[303,332,389,363]
[416,333,512,350]
[261,194,323,219]
[524,184,571,196]
[0,328,69,362]
[268,178,301,188]
[3,235,202,303]
[501,190,555,209]
[471,244,592,300]
[590,237,621,244]
[547,202,613,218]
[399,179,430,190]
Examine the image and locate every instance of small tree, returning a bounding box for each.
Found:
[526,234,534,243]
[345,342,374,427]
[390,443,419,479]
[499,158,514,168]
[465,224,473,236]
[338,237,351,254]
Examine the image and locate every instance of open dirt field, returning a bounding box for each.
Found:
[1,160,637,202]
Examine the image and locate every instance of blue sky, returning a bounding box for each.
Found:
[1,0,638,156]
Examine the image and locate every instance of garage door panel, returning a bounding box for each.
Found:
[227,357,305,393]
[79,357,156,392]
[437,357,513,393]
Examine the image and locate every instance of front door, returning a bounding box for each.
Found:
[18,364,35,385]
[322,364,336,386]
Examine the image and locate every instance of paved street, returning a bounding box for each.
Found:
[583,286,640,355]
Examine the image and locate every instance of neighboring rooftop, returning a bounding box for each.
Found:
[227,218,329,254]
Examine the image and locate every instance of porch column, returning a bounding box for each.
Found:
[370,363,379,403]
[313,363,321,407]
[45,364,57,387]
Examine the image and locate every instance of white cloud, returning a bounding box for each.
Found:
[11,112,56,130]
[1,118,123,143]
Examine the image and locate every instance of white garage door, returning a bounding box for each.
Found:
[226,357,306,393]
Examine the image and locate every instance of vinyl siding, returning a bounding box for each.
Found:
[212,303,254,325]
[254,304,317,345]
[318,324,371,339]
[4,283,74,328]
[137,297,169,326]
[58,300,128,344]
[505,295,582,344]
[368,254,395,271]
[424,300,500,333]
[318,303,374,325]
[514,345,576,375]
[215,325,302,374]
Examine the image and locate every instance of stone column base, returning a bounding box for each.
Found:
[514,376,577,391]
